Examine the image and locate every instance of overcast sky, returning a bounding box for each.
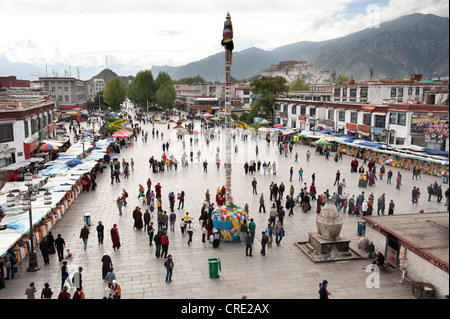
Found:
[0,0,448,72]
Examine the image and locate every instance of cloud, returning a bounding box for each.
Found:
[0,0,448,73]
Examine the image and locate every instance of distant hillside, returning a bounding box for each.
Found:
[90,68,134,85]
[151,13,449,82]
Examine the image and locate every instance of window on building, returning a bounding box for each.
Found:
[351,112,357,123]
[342,89,347,97]
[0,124,14,143]
[391,88,396,97]
[350,89,357,98]
[411,136,425,147]
[328,110,334,120]
[291,105,297,114]
[408,88,413,95]
[397,113,406,126]
[362,113,371,125]
[283,104,288,113]
[300,106,306,116]
[24,120,29,138]
[360,88,368,98]
[374,115,386,128]
[309,108,316,117]
[389,112,397,124]
[398,88,403,97]
[339,111,345,122]
[334,88,340,97]
[243,90,249,95]
[415,88,420,95]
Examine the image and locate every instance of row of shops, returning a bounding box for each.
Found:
[295,130,449,178]
[0,137,114,263]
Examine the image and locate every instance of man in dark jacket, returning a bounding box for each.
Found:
[154,231,162,258]
[260,231,268,256]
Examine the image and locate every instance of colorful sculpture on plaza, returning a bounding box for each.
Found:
[212,205,248,242]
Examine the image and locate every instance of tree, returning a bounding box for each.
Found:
[173,75,206,84]
[289,78,310,91]
[156,81,177,110]
[103,77,126,111]
[249,76,288,120]
[129,70,156,107]
[94,90,108,108]
[335,75,349,84]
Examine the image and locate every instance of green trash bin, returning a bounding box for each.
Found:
[208,258,221,278]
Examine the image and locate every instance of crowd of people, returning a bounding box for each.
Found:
[2,99,448,300]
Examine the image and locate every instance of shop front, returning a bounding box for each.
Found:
[23,135,39,160]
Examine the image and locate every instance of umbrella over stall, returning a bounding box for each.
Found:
[39,143,59,151]
[111,129,133,138]
[65,159,84,167]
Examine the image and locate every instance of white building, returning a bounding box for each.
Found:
[89,78,105,100]
[0,97,57,166]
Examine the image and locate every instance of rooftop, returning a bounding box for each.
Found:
[363,212,449,272]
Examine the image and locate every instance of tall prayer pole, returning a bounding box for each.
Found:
[221,12,234,205]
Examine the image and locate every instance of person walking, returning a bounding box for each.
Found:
[72,267,83,290]
[161,211,169,231]
[290,167,293,182]
[147,222,155,246]
[60,261,69,290]
[96,221,104,246]
[248,218,256,245]
[164,255,174,283]
[154,231,162,258]
[319,280,331,299]
[104,268,116,287]
[55,233,66,262]
[177,191,185,209]
[299,168,303,181]
[40,283,53,299]
[57,286,71,299]
[396,172,402,189]
[252,178,257,195]
[110,224,121,251]
[386,169,392,184]
[388,200,395,215]
[101,252,113,280]
[333,170,340,186]
[169,211,176,232]
[116,196,124,216]
[133,206,144,230]
[259,193,266,213]
[109,280,122,299]
[377,194,386,215]
[260,231,268,256]
[275,221,285,246]
[25,282,37,299]
[186,220,194,245]
[161,231,169,259]
[80,225,89,251]
[144,209,151,233]
[245,231,253,257]
[39,236,50,265]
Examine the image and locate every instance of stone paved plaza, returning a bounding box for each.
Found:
[0,104,447,300]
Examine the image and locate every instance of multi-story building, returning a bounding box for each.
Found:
[0,97,57,166]
[331,77,449,105]
[260,60,332,84]
[89,78,105,100]
[0,76,30,89]
[273,96,449,151]
[175,82,248,114]
[39,77,90,110]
